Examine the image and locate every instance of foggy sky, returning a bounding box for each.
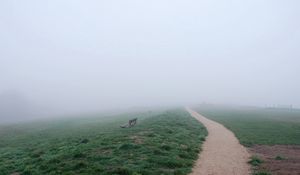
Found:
[1,0,300,120]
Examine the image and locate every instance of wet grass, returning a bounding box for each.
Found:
[196,105,300,146]
[0,109,207,175]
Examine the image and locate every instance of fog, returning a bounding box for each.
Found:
[1,0,300,122]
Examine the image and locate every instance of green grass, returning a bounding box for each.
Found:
[0,109,207,175]
[253,171,271,175]
[248,156,263,166]
[248,156,271,175]
[196,105,300,146]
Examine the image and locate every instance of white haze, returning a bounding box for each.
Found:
[1,0,300,122]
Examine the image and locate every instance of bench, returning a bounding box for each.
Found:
[120,118,137,128]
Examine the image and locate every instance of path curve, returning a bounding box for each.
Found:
[186,107,250,175]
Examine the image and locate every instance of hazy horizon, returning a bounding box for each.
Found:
[1,0,300,122]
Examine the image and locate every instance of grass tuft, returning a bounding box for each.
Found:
[253,171,271,175]
[275,155,285,160]
[248,156,263,166]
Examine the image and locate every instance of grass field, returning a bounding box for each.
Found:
[0,109,207,175]
[195,105,300,146]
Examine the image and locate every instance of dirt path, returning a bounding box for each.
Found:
[186,108,250,175]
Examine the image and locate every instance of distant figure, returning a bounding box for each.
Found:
[120,118,137,128]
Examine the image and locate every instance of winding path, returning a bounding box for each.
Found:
[186,108,250,175]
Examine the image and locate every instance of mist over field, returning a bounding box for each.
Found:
[1,0,300,122]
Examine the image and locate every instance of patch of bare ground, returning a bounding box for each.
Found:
[130,135,144,144]
[249,145,300,175]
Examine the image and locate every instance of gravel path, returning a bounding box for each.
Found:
[186,108,251,175]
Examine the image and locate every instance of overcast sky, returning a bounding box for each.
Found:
[1,0,300,118]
